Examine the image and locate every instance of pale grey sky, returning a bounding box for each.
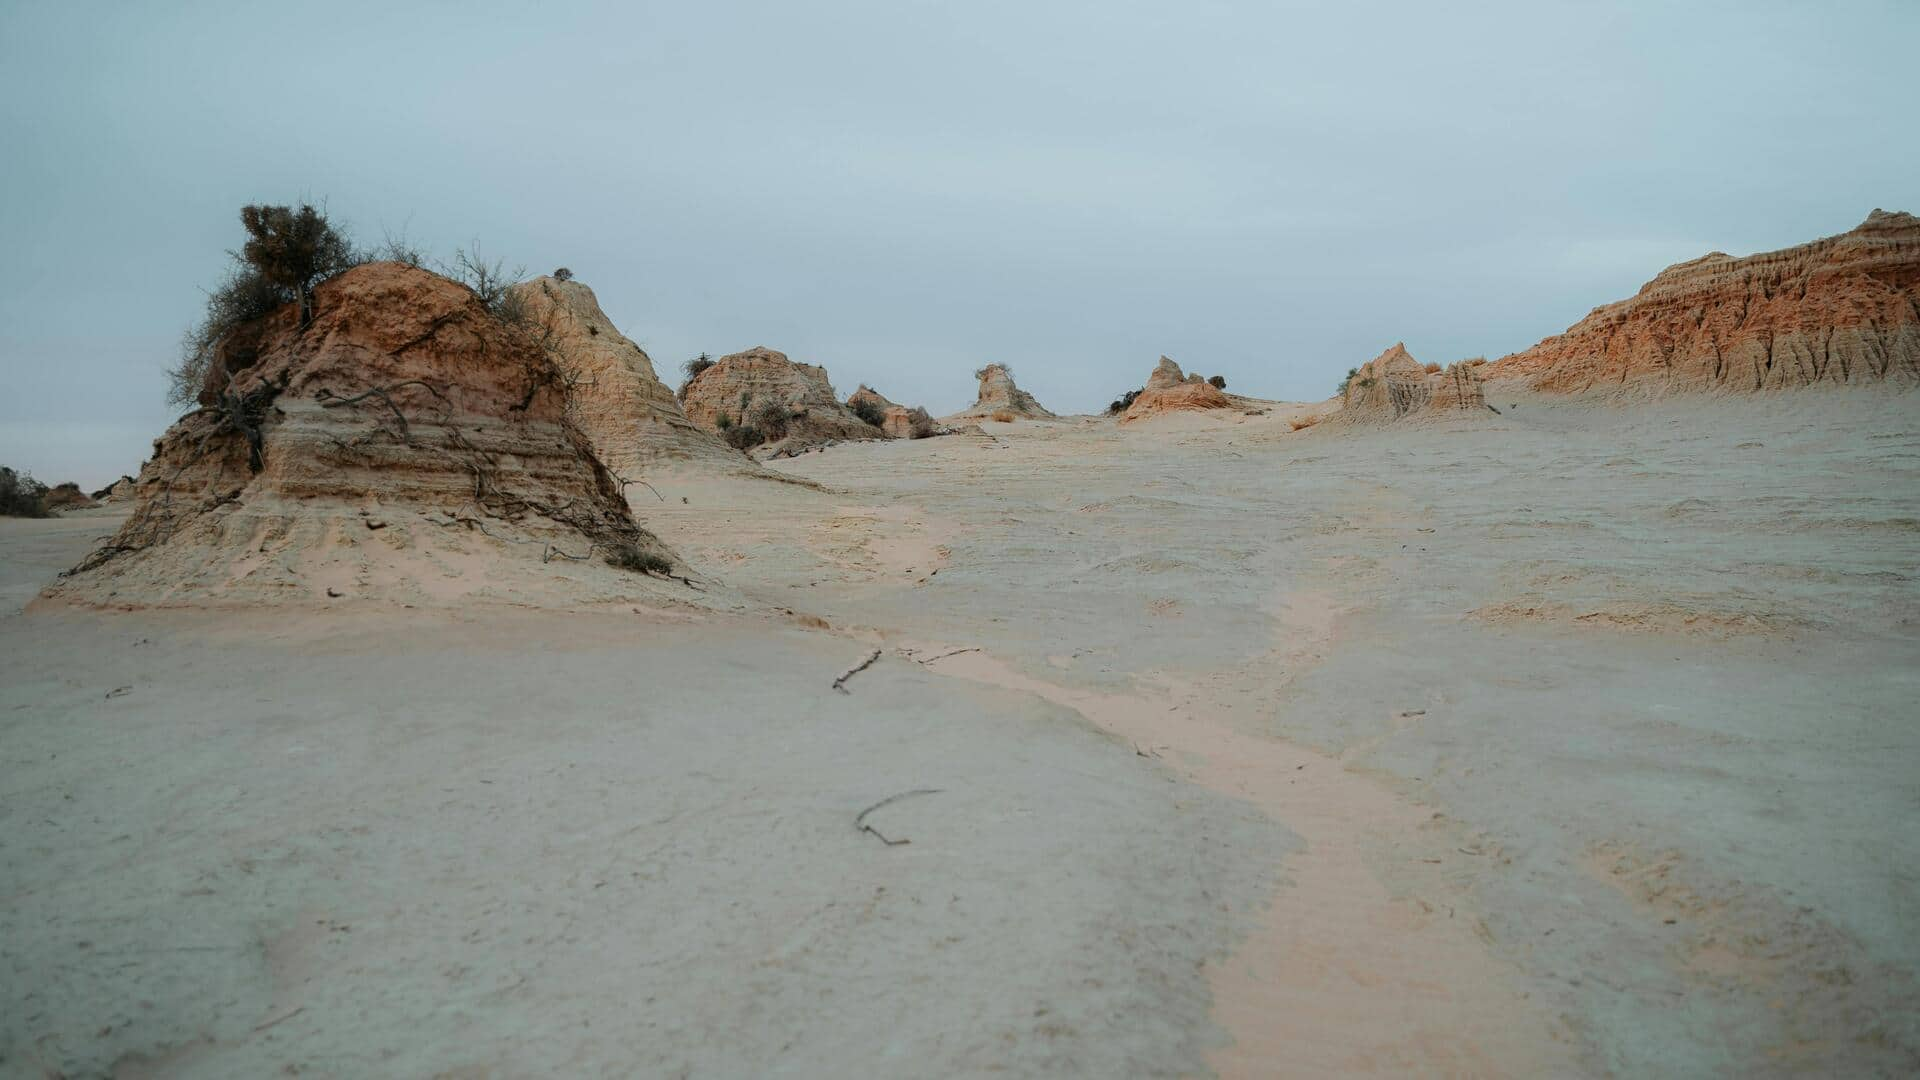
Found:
[2,0,1915,488]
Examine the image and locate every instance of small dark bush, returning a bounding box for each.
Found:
[553,267,574,282]
[0,466,50,518]
[1208,374,1227,390]
[448,245,527,324]
[714,412,733,430]
[723,423,765,451]
[606,543,673,575]
[974,364,1012,381]
[239,203,357,324]
[683,354,714,380]
[753,401,792,440]
[1107,388,1142,415]
[850,397,886,427]
[1337,367,1360,395]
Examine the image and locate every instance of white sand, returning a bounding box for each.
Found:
[5,386,1918,1076]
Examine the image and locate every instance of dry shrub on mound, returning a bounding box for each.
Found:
[990,409,1017,423]
[1423,361,1443,374]
[1289,414,1322,431]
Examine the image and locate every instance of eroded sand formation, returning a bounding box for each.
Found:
[950,363,1055,420]
[1120,356,1232,422]
[847,384,945,439]
[508,275,743,477]
[1336,343,1488,422]
[44,262,673,607]
[1487,209,1920,393]
[680,346,887,455]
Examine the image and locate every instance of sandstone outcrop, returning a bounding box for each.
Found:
[1338,344,1488,423]
[90,476,137,503]
[1120,357,1232,422]
[952,364,1054,420]
[43,483,96,511]
[508,275,741,477]
[680,347,885,456]
[47,262,674,607]
[847,385,946,439]
[1486,209,1920,393]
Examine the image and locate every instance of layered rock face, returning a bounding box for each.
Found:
[680,347,885,454]
[953,364,1054,419]
[509,276,740,476]
[847,385,945,439]
[1487,210,1920,393]
[1121,357,1231,422]
[1339,344,1487,422]
[47,262,672,607]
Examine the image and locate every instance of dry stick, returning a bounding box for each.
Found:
[918,646,980,664]
[831,648,884,693]
[855,788,943,846]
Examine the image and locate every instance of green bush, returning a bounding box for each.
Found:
[0,466,50,518]
[605,543,673,575]
[850,397,886,427]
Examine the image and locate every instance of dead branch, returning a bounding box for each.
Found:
[917,646,980,664]
[855,788,942,846]
[831,648,883,693]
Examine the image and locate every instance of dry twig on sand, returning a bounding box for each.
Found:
[832,648,883,692]
[855,788,942,846]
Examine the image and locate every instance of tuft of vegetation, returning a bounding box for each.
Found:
[448,245,528,324]
[0,466,50,518]
[753,401,793,441]
[606,543,673,575]
[990,409,1017,424]
[1423,361,1442,374]
[722,423,765,451]
[371,228,428,268]
[975,364,1011,381]
[552,267,574,282]
[1208,374,1227,390]
[1107,388,1142,415]
[1336,367,1360,396]
[168,203,359,407]
[850,397,887,427]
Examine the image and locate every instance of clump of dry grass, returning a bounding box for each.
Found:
[1423,361,1442,374]
[1289,414,1322,431]
[990,409,1017,423]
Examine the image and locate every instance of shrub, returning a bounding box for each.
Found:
[753,401,793,440]
[168,265,293,406]
[850,397,887,427]
[975,364,1012,381]
[1107,388,1142,415]
[0,466,50,518]
[1336,367,1360,396]
[553,267,574,282]
[239,204,357,325]
[723,423,765,451]
[1423,361,1442,374]
[990,409,1017,423]
[448,245,527,324]
[1208,374,1227,389]
[605,543,673,575]
[371,228,428,268]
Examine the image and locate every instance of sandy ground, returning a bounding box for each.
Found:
[5,388,1919,1076]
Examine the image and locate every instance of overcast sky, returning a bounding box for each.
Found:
[2,0,1915,488]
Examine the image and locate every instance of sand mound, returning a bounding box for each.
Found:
[1487,209,1920,393]
[680,347,886,456]
[1336,344,1488,423]
[508,276,742,478]
[848,385,946,439]
[45,262,674,608]
[1120,357,1232,423]
[42,483,96,511]
[90,476,137,503]
[950,364,1055,420]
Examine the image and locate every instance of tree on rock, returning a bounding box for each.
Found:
[239,204,356,326]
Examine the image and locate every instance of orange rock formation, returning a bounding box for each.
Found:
[1487,210,1920,393]
[1120,357,1231,422]
[680,347,886,455]
[49,262,670,606]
